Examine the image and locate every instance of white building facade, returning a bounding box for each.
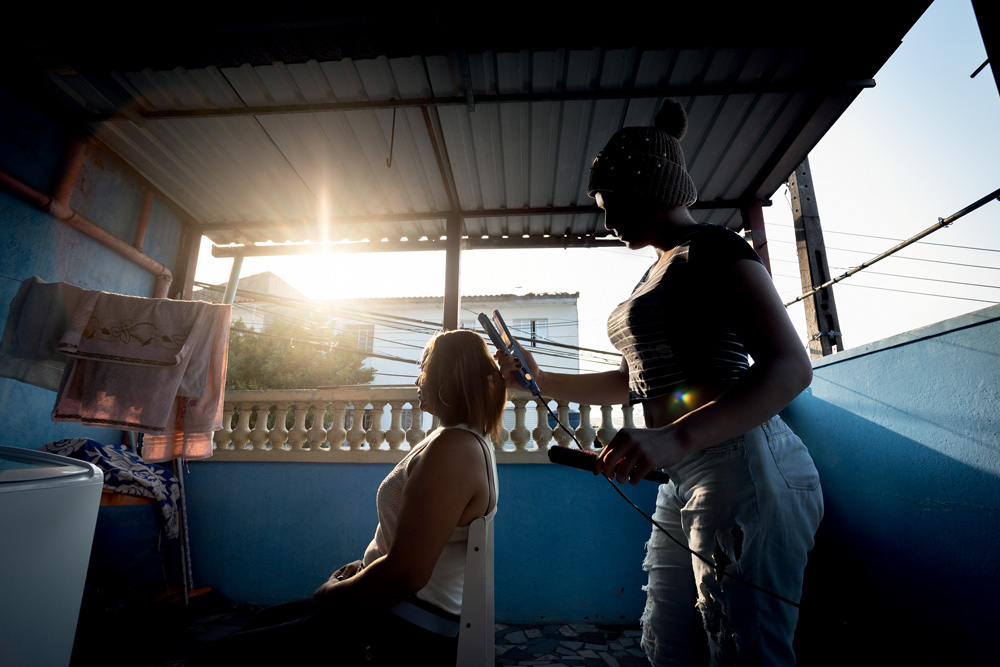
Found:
[325,293,581,440]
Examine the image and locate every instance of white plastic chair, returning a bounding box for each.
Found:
[455,513,495,666]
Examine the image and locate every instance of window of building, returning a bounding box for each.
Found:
[343,323,375,353]
[511,318,548,347]
[344,407,375,431]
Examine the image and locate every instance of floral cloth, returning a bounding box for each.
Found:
[40,438,180,539]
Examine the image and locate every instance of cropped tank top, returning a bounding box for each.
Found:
[362,425,498,616]
[607,223,764,404]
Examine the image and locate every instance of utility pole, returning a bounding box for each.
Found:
[789,157,844,358]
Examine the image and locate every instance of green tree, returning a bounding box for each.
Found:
[225,317,375,390]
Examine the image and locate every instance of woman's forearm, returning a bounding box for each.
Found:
[314,555,416,613]
[536,368,630,407]
[670,354,812,453]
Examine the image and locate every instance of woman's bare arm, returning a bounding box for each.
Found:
[597,259,813,482]
[495,343,631,407]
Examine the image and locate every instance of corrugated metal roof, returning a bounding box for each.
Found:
[4,5,931,252]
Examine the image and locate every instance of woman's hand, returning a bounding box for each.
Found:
[596,425,691,485]
[494,341,545,392]
[313,559,364,604]
[330,559,364,582]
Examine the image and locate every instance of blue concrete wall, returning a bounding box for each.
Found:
[783,306,1000,665]
[0,82,186,449]
[184,306,999,641]
[183,459,660,624]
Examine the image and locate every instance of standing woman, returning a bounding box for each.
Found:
[196,329,506,666]
[498,100,822,666]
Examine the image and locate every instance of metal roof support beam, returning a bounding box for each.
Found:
[198,199,765,235]
[92,81,876,123]
[443,213,462,331]
[789,157,843,358]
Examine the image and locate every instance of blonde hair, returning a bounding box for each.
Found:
[420,329,507,443]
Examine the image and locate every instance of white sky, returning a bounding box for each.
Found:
[195,0,999,373]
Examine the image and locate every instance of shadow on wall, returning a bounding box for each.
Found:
[786,386,999,667]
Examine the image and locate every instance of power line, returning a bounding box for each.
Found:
[836,282,999,305]
[768,223,1000,254]
[828,267,1000,291]
[770,238,1000,271]
[197,280,620,369]
[784,187,1000,307]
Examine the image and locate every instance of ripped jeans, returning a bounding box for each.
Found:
[641,416,823,666]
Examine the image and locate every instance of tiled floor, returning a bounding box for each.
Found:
[494,622,648,666]
[71,592,649,666]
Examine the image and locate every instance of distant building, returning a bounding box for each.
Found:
[324,292,580,384]
[327,293,581,438]
[193,272,312,331]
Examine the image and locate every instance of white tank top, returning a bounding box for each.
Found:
[362,425,498,615]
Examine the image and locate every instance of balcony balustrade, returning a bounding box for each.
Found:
[210,385,635,463]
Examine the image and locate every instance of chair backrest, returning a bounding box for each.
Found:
[456,513,495,666]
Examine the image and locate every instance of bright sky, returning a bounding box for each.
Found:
[195,0,999,373]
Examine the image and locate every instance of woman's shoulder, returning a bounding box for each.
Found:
[685,223,763,266]
[420,426,488,456]
[406,426,490,482]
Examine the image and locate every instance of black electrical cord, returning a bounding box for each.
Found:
[542,401,801,609]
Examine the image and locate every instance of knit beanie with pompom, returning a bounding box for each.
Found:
[586,99,697,207]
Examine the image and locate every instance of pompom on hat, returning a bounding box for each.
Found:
[587,98,697,207]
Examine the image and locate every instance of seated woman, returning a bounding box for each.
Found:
[195,329,506,666]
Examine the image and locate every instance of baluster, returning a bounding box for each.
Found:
[269,403,291,450]
[552,400,572,447]
[365,402,387,449]
[597,404,617,447]
[214,403,235,450]
[532,396,554,450]
[249,403,272,450]
[510,396,530,451]
[307,401,330,450]
[327,401,348,450]
[576,403,597,450]
[622,404,635,429]
[231,402,253,450]
[405,405,426,448]
[287,403,309,450]
[385,401,406,450]
[496,424,509,450]
[346,404,366,450]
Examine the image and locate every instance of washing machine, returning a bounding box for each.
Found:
[0,445,104,667]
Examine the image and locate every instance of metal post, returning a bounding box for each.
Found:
[744,200,772,276]
[789,156,844,358]
[442,214,462,330]
[222,256,244,305]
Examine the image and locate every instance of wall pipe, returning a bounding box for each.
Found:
[0,165,174,298]
[134,190,154,251]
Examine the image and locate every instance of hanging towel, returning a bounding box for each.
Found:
[140,305,231,462]
[33,285,232,462]
[52,289,227,434]
[0,277,87,391]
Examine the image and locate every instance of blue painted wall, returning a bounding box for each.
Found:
[183,459,660,624]
[783,306,1000,665]
[184,306,999,646]
[0,82,186,449]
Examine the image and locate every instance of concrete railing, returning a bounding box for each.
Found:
[210,385,636,463]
